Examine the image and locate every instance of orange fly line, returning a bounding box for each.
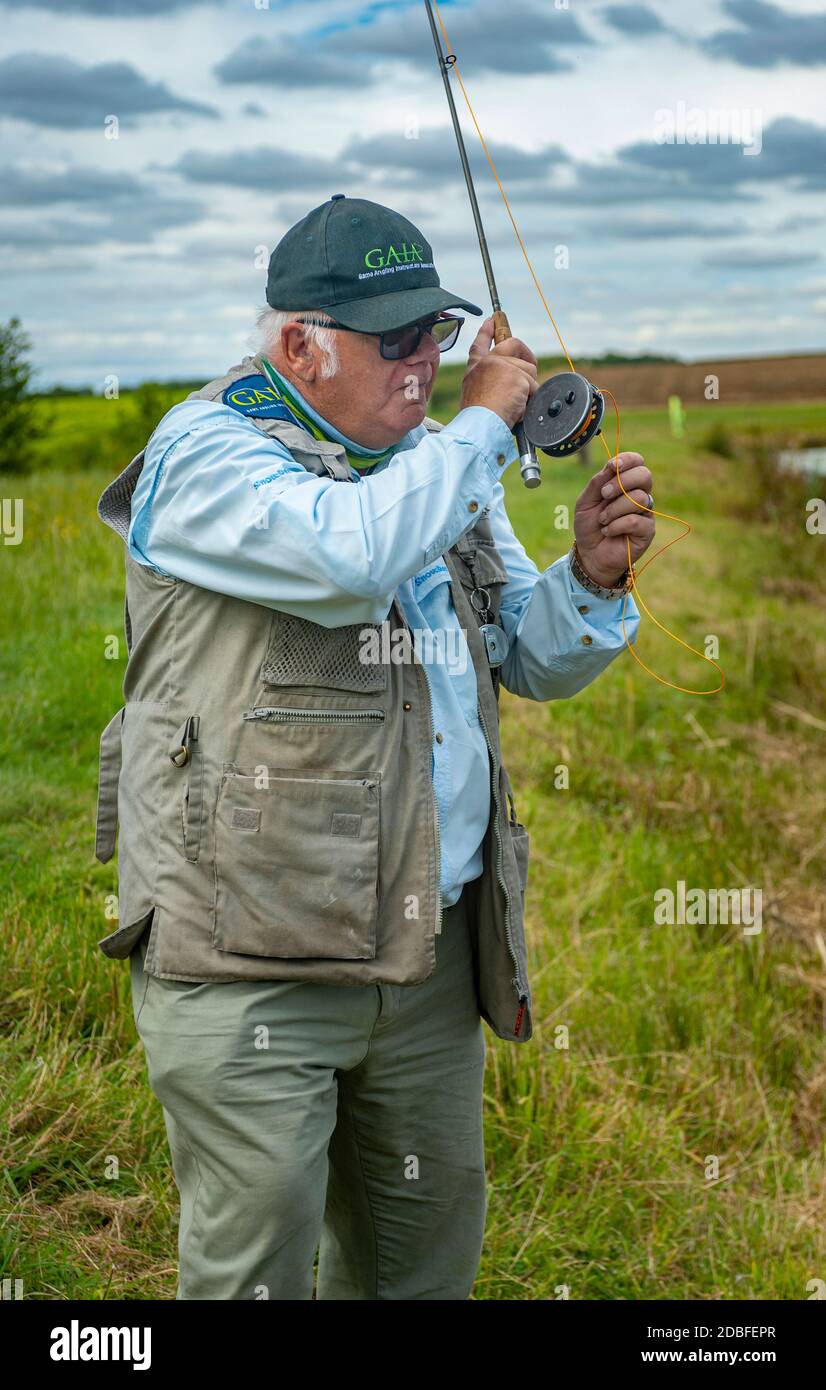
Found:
[433,1,725,696]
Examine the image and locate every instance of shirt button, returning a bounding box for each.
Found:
[577,604,589,614]
[497,454,505,466]
[403,701,412,711]
[580,634,593,646]
[468,500,479,513]
[434,732,444,743]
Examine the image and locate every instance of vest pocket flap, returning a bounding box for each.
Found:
[468,544,509,589]
[212,771,380,960]
[98,905,155,960]
[95,706,125,864]
[455,525,509,588]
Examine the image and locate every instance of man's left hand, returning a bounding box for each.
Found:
[573,451,655,588]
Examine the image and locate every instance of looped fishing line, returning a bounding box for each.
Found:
[433,1,725,696]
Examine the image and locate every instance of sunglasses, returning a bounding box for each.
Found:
[295,312,464,360]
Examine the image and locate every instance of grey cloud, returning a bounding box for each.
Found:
[621,117,826,193]
[0,220,118,251]
[0,173,205,249]
[700,248,820,268]
[273,194,337,226]
[774,214,821,233]
[217,0,589,87]
[178,234,270,261]
[702,0,826,69]
[170,146,349,191]
[0,0,217,11]
[601,5,668,35]
[215,43,358,87]
[1,165,144,207]
[516,164,754,205]
[339,129,569,186]
[316,0,589,74]
[597,216,746,239]
[0,52,219,128]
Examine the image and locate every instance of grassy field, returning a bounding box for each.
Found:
[1,386,825,1300]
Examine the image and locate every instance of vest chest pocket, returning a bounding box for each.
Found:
[211,769,380,960]
[451,521,509,627]
[260,612,387,694]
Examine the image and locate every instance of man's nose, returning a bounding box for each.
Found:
[405,333,440,366]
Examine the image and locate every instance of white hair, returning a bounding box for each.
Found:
[253,305,340,379]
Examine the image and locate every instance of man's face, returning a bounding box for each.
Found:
[273,316,441,451]
[335,322,440,446]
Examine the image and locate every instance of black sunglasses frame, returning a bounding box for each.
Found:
[293,312,464,360]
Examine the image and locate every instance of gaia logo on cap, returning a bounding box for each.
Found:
[359,242,435,281]
[364,242,426,269]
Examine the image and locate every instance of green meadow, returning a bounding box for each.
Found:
[1,380,825,1299]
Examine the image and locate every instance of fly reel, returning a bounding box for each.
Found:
[523,371,605,458]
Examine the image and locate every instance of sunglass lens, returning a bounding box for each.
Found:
[380,326,418,359]
[379,315,463,359]
[431,317,461,351]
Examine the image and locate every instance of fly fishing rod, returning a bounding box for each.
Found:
[423,0,606,489]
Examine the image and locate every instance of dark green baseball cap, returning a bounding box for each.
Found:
[266,194,484,331]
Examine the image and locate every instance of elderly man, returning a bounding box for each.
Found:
[94,194,654,1301]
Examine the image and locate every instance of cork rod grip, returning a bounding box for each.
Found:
[492,310,512,345]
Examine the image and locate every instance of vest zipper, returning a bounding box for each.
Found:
[224,771,377,788]
[244,707,385,724]
[392,597,442,940]
[420,656,443,939]
[476,698,529,1037]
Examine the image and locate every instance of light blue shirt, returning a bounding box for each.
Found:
[129,368,639,908]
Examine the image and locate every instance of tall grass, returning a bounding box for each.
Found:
[1,394,824,1299]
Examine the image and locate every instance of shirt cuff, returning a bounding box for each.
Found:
[440,406,518,480]
[562,553,639,631]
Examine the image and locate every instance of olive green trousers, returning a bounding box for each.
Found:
[129,887,488,1300]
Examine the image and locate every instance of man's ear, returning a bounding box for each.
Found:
[279,323,317,384]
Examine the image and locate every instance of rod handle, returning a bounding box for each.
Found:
[492,310,512,344]
[491,310,541,487]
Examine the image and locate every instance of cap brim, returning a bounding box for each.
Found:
[324,286,484,332]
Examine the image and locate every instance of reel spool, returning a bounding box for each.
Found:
[523,371,605,458]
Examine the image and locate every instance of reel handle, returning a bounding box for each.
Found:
[491,312,541,489]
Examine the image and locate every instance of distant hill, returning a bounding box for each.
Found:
[30,350,826,407]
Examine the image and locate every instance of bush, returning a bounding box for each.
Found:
[111,383,177,460]
[699,420,736,459]
[0,317,45,475]
[740,427,823,526]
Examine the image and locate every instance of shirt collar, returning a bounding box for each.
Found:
[258,357,416,476]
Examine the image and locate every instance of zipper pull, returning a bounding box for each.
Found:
[514,995,528,1037]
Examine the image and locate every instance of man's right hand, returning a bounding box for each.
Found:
[459,316,539,430]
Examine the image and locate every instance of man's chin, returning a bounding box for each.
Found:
[397,399,429,427]
[376,397,430,447]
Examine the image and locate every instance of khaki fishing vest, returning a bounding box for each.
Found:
[94,355,533,1042]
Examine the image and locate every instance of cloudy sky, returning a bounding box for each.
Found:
[0,0,824,388]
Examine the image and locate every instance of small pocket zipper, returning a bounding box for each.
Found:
[244,707,386,725]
